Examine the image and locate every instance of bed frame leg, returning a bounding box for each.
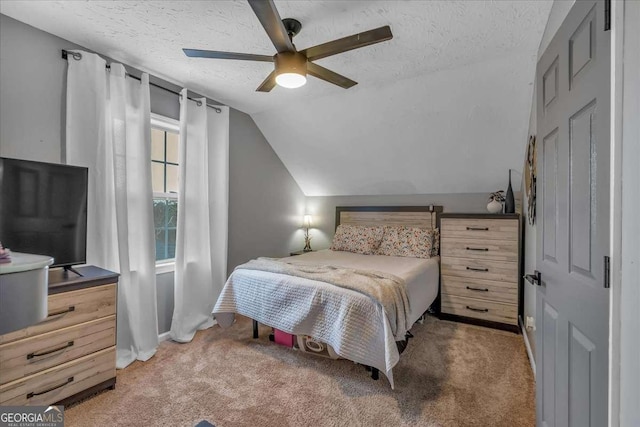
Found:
[371,367,379,380]
[252,320,258,339]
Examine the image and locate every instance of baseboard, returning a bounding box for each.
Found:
[519,316,536,377]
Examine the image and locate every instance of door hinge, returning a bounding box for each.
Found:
[604,256,611,288]
[604,0,611,31]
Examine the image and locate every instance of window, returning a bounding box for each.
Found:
[151,114,180,262]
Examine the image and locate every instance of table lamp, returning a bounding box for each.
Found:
[303,214,312,252]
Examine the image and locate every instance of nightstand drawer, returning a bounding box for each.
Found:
[441,276,518,304]
[441,218,518,241]
[0,284,116,345]
[441,257,518,283]
[441,294,518,325]
[441,237,518,262]
[0,347,115,406]
[0,316,115,385]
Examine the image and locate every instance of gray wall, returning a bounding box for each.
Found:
[155,272,174,334]
[305,193,489,250]
[0,15,78,163]
[0,14,305,334]
[228,109,306,272]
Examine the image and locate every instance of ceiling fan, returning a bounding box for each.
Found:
[182,0,393,92]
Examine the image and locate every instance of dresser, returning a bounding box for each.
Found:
[439,214,521,332]
[0,266,118,406]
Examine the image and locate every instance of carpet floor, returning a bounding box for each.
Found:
[65,316,534,427]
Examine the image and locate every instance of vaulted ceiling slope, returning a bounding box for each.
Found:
[1,1,552,196]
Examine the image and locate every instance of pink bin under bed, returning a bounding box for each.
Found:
[274,329,295,347]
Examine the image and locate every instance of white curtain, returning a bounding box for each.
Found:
[170,90,229,343]
[66,51,158,368]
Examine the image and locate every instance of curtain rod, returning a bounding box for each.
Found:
[61,50,222,113]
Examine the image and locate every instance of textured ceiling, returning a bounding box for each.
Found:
[1,0,553,196]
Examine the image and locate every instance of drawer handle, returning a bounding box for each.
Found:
[27,341,74,360]
[27,377,74,398]
[466,247,489,251]
[466,266,489,272]
[466,227,489,231]
[466,286,489,292]
[466,306,489,313]
[47,306,75,318]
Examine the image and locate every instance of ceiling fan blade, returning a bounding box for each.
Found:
[247,0,295,53]
[183,49,274,62]
[307,62,357,89]
[256,71,277,92]
[301,26,393,62]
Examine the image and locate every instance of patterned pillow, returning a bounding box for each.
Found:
[330,225,385,255]
[375,226,434,259]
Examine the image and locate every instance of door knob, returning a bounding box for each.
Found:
[524,270,542,286]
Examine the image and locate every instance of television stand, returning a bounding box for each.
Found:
[63,265,84,277]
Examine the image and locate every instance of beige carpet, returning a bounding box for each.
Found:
[65,316,534,427]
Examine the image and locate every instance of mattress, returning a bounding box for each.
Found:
[281,249,440,325]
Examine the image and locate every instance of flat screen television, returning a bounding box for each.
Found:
[0,157,88,269]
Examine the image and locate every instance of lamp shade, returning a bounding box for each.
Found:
[303,214,312,228]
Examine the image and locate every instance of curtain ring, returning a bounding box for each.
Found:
[196,100,202,107]
[70,52,82,61]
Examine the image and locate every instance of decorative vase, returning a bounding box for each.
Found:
[487,200,502,213]
[505,170,515,214]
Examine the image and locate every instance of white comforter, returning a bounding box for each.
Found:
[213,251,438,388]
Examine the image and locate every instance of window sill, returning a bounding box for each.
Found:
[156,261,176,275]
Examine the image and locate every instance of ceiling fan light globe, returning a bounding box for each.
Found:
[275,72,307,89]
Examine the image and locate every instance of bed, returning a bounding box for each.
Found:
[213,205,443,388]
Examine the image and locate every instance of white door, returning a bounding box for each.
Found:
[535,0,610,426]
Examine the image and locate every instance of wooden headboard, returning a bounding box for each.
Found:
[335,205,444,230]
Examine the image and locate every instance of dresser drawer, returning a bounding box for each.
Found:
[441,257,518,283]
[441,218,518,241]
[0,284,116,345]
[441,276,518,304]
[441,237,518,262]
[441,294,518,325]
[0,316,115,385]
[0,347,115,406]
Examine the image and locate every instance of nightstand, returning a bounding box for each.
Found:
[289,250,314,256]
